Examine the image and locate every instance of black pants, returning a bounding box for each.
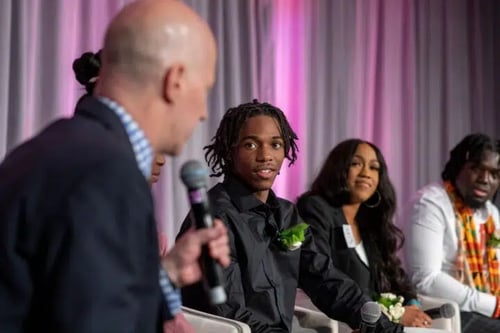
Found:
[461,311,500,333]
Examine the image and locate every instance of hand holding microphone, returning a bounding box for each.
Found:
[424,303,455,319]
[401,303,455,328]
[162,219,229,288]
[400,305,432,328]
[160,160,229,301]
[423,303,455,319]
[179,160,228,305]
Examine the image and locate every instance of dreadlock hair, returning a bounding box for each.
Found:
[204,99,299,177]
[441,133,500,185]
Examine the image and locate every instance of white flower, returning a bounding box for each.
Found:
[380,293,397,300]
[287,241,302,251]
[379,304,390,317]
[377,293,406,323]
[389,303,405,322]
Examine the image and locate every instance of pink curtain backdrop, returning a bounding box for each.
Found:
[271,0,306,201]
[349,0,417,207]
[0,0,498,245]
[271,0,419,207]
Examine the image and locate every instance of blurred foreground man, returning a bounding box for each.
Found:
[0,1,229,332]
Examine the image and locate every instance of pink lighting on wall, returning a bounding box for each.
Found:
[271,0,306,202]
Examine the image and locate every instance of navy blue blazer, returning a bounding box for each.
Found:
[0,97,163,333]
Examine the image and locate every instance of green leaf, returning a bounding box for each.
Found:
[377,297,393,308]
[279,223,309,248]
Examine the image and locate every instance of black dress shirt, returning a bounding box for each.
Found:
[179,175,372,333]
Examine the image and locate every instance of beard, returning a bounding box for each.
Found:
[463,194,488,210]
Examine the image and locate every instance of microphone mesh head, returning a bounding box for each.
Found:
[180,160,208,189]
[440,303,456,318]
[361,301,381,324]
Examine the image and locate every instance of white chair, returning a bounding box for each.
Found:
[182,306,251,333]
[183,305,339,333]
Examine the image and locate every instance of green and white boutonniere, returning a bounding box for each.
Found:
[488,229,500,248]
[278,222,309,251]
[377,293,405,323]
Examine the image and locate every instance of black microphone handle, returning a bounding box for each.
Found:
[424,307,443,319]
[360,322,377,333]
[200,244,225,297]
[189,188,227,305]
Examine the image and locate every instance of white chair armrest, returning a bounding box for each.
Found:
[418,294,461,333]
[182,306,251,333]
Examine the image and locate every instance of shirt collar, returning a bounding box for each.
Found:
[222,173,280,212]
[97,96,153,179]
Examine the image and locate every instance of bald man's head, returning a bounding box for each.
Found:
[98,0,217,156]
[101,0,216,87]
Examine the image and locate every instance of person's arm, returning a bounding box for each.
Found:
[159,268,183,320]
[299,225,372,328]
[179,212,285,333]
[0,190,32,332]
[157,232,185,325]
[158,274,196,333]
[213,255,286,332]
[404,193,497,317]
[162,312,194,333]
[297,195,335,260]
[162,219,229,288]
[400,305,432,328]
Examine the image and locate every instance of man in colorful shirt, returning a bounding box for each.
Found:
[404,133,500,333]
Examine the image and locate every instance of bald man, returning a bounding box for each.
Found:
[0,1,228,332]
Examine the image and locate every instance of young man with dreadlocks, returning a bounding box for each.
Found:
[178,100,402,333]
[404,133,500,333]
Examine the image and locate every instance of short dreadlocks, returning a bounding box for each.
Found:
[204,99,299,177]
[441,133,500,184]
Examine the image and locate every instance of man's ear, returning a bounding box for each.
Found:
[163,63,186,103]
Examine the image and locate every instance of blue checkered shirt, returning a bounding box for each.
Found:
[98,97,182,319]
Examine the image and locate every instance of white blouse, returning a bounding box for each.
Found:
[354,241,369,267]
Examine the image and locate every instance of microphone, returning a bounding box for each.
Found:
[424,303,456,319]
[360,301,381,333]
[180,160,227,305]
